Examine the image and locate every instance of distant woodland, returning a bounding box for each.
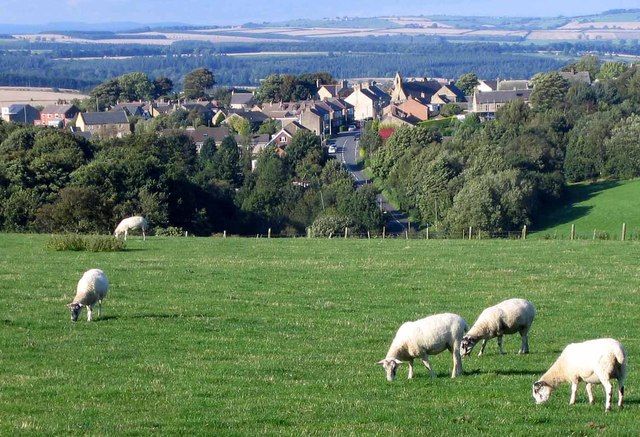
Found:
[1,38,639,90]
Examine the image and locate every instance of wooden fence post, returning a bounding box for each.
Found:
[570,224,575,240]
[426,228,429,240]
[382,227,386,239]
[468,226,472,240]
[367,231,370,239]
[344,227,348,239]
[405,230,408,239]
[223,230,227,238]
[521,225,527,240]
[622,223,627,241]
[593,229,596,240]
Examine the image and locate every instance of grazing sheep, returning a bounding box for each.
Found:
[460,298,535,357]
[533,338,627,411]
[114,216,148,241]
[377,313,468,381]
[69,269,109,322]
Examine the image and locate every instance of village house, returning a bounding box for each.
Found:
[471,89,532,119]
[75,111,131,138]
[476,79,498,92]
[316,80,350,100]
[344,81,390,121]
[266,120,308,150]
[36,103,79,127]
[1,104,40,125]
[391,72,466,113]
[229,91,256,110]
[111,102,149,118]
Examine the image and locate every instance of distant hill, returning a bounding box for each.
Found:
[533,179,640,239]
[0,22,188,34]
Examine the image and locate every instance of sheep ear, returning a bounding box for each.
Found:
[376,360,385,366]
[393,358,403,365]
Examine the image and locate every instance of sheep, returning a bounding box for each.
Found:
[377,313,468,381]
[69,269,109,322]
[460,298,535,357]
[533,338,627,411]
[114,216,148,241]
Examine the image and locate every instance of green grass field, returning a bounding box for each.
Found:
[1,235,638,435]
[533,179,640,240]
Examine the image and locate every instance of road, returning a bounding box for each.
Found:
[330,131,410,234]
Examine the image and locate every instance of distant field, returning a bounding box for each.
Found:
[0,86,88,105]
[533,179,640,239]
[0,235,637,434]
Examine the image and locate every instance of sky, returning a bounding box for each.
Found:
[0,0,639,26]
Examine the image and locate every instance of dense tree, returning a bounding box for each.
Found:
[456,73,479,96]
[153,76,174,98]
[530,72,570,112]
[597,62,629,80]
[183,67,216,100]
[603,113,640,179]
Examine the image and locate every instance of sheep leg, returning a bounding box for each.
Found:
[497,335,504,354]
[86,305,94,322]
[618,385,624,409]
[569,382,578,405]
[602,380,613,411]
[451,349,462,378]
[407,359,415,379]
[478,339,488,356]
[98,300,102,319]
[586,383,594,404]
[421,355,436,378]
[519,328,530,354]
[124,229,128,241]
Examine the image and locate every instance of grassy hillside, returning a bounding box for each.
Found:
[0,235,637,434]
[533,179,640,239]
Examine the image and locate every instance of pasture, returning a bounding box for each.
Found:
[0,234,638,435]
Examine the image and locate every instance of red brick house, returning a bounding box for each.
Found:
[36,104,80,127]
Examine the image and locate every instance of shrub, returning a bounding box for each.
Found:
[154,226,185,237]
[46,234,126,252]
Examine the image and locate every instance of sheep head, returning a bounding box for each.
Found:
[460,336,477,357]
[376,358,403,381]
[69,302,84,322]
[532,380,552,404]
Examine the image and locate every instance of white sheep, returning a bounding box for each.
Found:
[69,269,109,322]
[460,298,535,357]
[114,216,148,241]
[533,338,627,411]
[377,313,468,381]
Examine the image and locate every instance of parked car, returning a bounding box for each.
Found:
[328,144,337,154]
[348,125,357,131]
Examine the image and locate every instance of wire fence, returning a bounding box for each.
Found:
[211,223,640,241]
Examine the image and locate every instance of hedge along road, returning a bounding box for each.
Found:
[335,130,408,233]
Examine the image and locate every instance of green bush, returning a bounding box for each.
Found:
[154,226,185,237]
[46,234,126,252]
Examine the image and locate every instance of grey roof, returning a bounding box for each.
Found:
[80,111,129,125]
[475,89,532,104]
[497,80,531,91]
[559,71,591,84]
[230,92,255,106]
[40,104,78,115]
[402,80,443,99]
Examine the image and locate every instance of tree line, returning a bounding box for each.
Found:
[0,123,383,236]
[6,37,639,90]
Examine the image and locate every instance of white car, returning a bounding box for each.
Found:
[348,125,357,132]
[328,144,337,154]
